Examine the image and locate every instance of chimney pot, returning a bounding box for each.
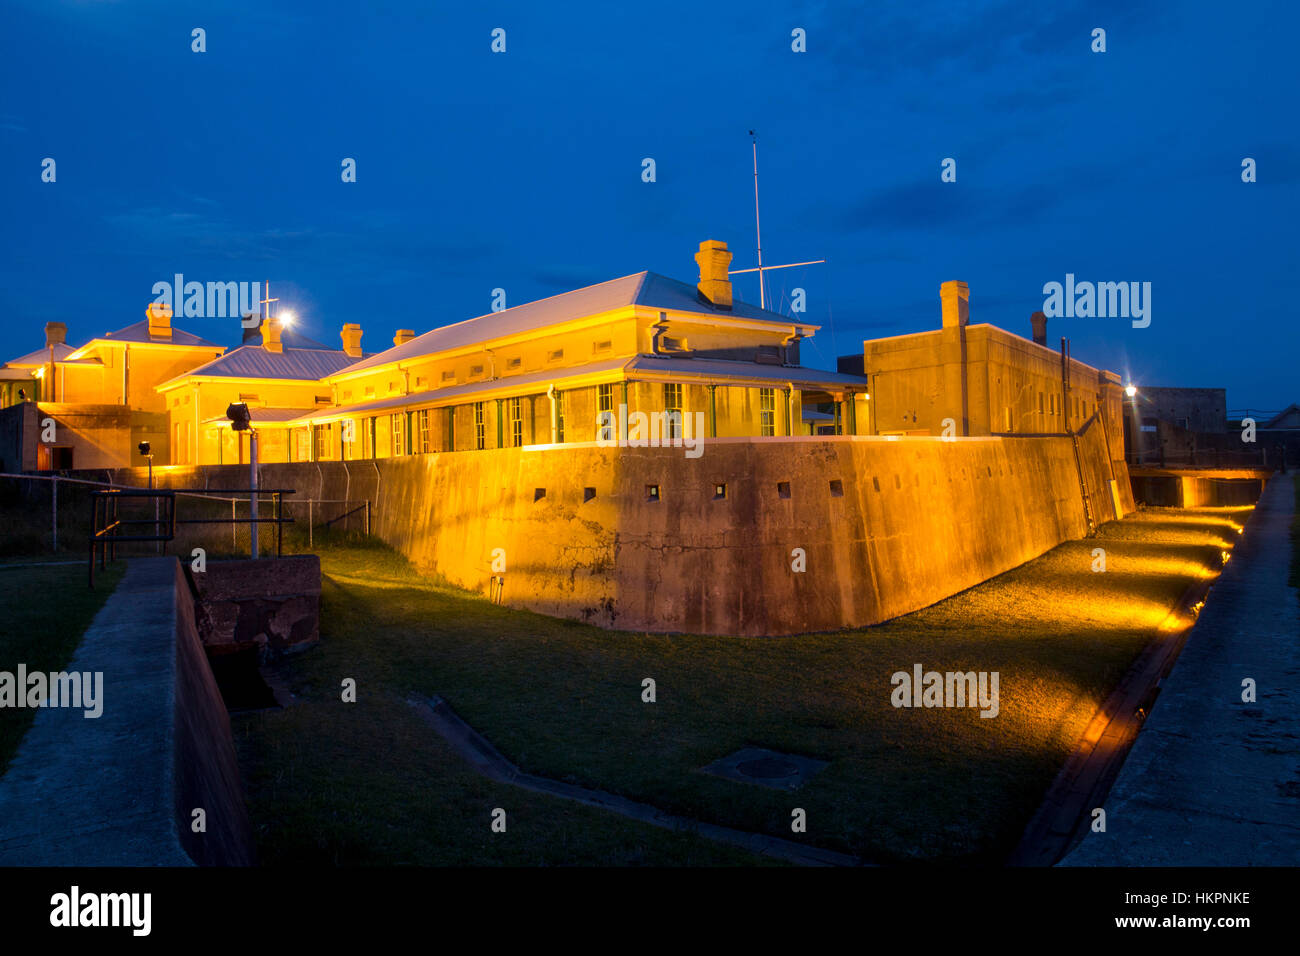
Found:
[146,301,173,340]
[1030,311,1048,346]
[940,281,969,329]
[261,316,283,353]
[341,323,363,358]
[695,239,734,310]
[44,322,67,349]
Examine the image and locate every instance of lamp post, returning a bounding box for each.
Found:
[226,403,258,558]
[1124,384,1140,464]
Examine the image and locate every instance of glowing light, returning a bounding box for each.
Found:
[33,367,44,378]
[1124,384,1137,398]
[279,310,295,327]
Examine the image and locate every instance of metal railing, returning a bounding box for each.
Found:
[88,487,296,587]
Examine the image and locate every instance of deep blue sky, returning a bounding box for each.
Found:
[2,0,1296,409]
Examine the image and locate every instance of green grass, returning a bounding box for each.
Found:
[237,505,1248,865]
[0,561,124,773]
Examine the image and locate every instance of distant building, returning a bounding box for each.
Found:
[838,281,1127,446]
[155,318,369,465]
[0,305,223,470]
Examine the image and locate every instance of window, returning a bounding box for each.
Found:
[663,383,682,440]
[238,393,259,402]
[470,364,484,378]
[598,384,614,442]
[506,357,521,371]
[662,336,684,352]
[547,349,563,363]
[510,397,523,447]
[313,423,332,460]
[759,387,776,436]
[555,390,565,443]
[391,413,404,456]
[474,402,486,450]
[314,395,331,405]
[442,370,455,382]
[445,406,456,450]
[417,408,430,453]
[593,340,612,354]
[756,345,781,365]
[1038,391,1044,414]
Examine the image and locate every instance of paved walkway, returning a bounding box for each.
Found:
[413,695,865,867]
[1063,475,1300,865]
[0,558,194,866]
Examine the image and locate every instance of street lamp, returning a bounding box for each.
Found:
[137,440,154,488]
[226,402,260,559]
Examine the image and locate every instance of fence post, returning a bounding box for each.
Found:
[308,498,313,549]
[51,475,58,553]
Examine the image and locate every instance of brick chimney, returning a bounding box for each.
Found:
[393,329,415,347]
[45,322,66,348]
[260,316,283,353]
[1030,311,1048,346]
[940,281,969,329]
[341,323,363,358]
[146,301,173,340]
[695,239,733,310]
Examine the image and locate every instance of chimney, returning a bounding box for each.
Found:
[1030,311,1048,346]
[146,301,173,340]
[341,323,363,358]
[261,316,283,353]
[940,281,969,329]
[695,239,733,310]
[242,318,260,343]
[45,322,67,348]
[393,329,415,347]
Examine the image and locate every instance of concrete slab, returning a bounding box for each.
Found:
[700,747,828,791]
[1062,475,1300,866]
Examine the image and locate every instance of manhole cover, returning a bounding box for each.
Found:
[700,747,829,791]
[736,757,800,780]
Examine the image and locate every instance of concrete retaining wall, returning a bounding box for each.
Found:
[110,432,1131,636]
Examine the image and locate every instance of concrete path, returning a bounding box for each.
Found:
[413,695,865,867]
[0,558,193,866]
[1063,475,1300,865]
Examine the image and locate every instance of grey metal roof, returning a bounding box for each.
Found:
[161,344,364,387]
[338,271,814,376]
[625,355,869,389]
[99,319,220,347]
[201,406,318,426]
[4,342,77,367]
[242,328,329,349]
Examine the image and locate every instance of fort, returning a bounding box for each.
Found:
[3,239,1136,636]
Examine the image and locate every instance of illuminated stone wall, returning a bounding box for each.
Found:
[125,431,1132,637]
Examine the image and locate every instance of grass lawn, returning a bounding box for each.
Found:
[237,505,1248,865]
[0,561,124,774]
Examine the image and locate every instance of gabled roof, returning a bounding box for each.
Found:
[4,342,76,367]
[95,319,221,348]
[157,343,366,389]
[337,271,814,377]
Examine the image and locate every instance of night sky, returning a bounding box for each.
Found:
[2,1,1296,410]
